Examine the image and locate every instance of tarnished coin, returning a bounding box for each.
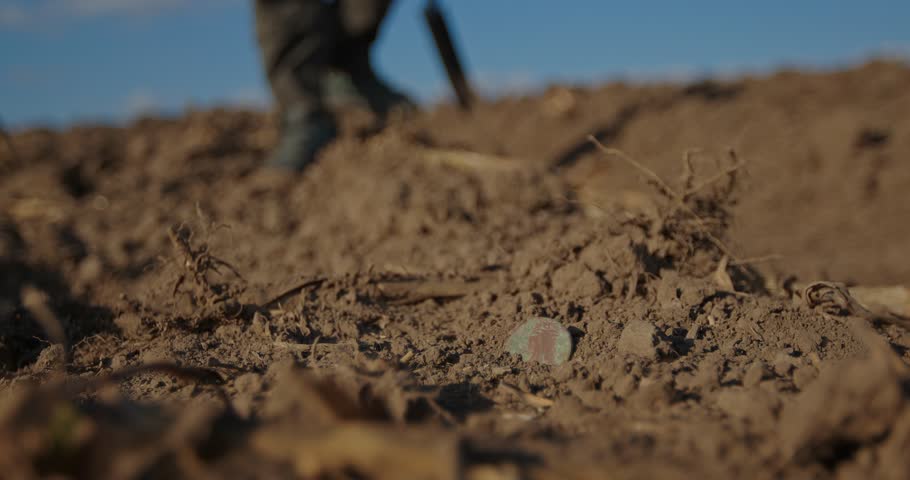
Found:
[505,317,573,365]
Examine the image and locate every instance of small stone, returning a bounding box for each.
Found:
[553,362,575,382]
[505,317,573,365]
[617,319,658,359]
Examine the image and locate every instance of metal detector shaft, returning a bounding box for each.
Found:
[423,0,475,110]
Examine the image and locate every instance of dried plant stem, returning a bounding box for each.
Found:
[587,135,738,260]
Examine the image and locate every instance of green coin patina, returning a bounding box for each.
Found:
[505,317,573,365]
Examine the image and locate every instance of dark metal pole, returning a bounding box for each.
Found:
[423,0,475,110]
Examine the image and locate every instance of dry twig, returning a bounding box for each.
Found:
[262,278,325,309]
[804,281,910,331]
[423,148,523,173]
[168,225,243,313]
[587,136,739,260]
[376,277,495,305]
[21,286,70,365]
[497,382,555,409]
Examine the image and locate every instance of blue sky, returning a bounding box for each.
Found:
[1,0,909,127]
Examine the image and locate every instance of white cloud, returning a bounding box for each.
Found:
[619,65,703,84]
[223,86,270,109]
[873,41,910,60]
[123,90,160,116]
[120,86,269,119]
[473,70,537,98]
[425,70,540,103]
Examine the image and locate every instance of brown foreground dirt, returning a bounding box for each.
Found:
[1,60,910,479]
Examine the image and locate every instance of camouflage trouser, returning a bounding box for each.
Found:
[254,0,393,116]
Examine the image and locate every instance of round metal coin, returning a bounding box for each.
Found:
[505,316,573,365]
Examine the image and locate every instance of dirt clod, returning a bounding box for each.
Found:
[617,319,659,359]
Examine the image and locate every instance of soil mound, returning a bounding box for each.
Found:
[2,60,910,479]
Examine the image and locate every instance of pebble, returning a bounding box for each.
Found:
[617,319,658,359]
[505,317,573,365]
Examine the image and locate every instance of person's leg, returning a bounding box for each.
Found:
[253,0,414,169]
[335,0,415,116]
[338,0,394,41]
[254,0,340,170]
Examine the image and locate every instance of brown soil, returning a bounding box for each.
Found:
[2,60,910,479]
